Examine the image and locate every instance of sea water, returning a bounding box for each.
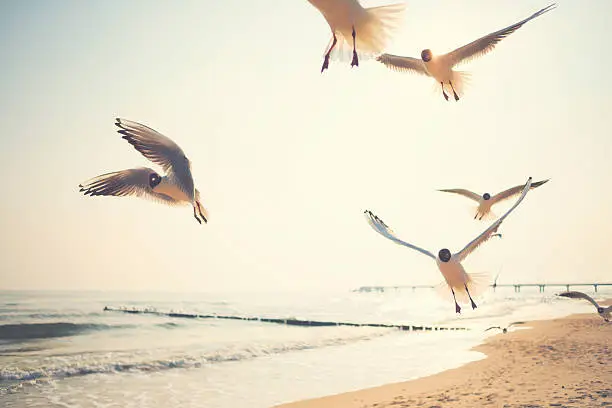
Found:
[1,287,607,408]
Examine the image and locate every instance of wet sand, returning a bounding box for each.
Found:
[276,306,611,408]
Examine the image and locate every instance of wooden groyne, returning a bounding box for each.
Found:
[103,307,467,331]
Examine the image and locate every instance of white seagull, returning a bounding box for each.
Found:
[376,3,556,101]
[439,178,549,221]
[306,0,406,72]
[79,118,209,225]
[485,321,525,334]
[558,291,611,322]
[364,177,533,314]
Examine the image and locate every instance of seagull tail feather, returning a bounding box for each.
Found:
[332,2,405,60]
[435,272,491,305]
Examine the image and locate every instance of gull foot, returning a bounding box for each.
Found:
[321,56,330,73]
[351,51,359,67]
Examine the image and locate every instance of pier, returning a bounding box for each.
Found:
[494,283,612,293]
[354,283,612,293]
[103,307,467,331]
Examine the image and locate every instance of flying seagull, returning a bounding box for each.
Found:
[558,291,611,322]
[79,118,209,225]
[438,178,549,221]
[306,0,406,72]
[492,267,503,291]
[376,3,556,101]
[364,177,533,313]
[485,321,525,334]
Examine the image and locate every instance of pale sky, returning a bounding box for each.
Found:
[1,0,611,292]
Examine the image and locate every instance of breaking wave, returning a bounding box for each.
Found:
[0,328,391,385]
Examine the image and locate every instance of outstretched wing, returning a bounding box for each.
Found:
[364,210,436,259]
[438,188,482,203]
[485,326,501,332]
[491,179,549,205]
[558,291,600,309]
[79,167,178,205]
[115,118,195,202]
[507,321,525,328]
[442,4,556,68]
[376,54,429,76]
[455,177,532,262]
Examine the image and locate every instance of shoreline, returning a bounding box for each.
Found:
[275,304,611,408]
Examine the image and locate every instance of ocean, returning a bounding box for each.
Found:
[1,287,607,408]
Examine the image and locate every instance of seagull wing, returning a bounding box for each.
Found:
[79,167,179,205]
[364,210,436,260]
[438,188,481,203]
[508,321,525,328]
[376,54,429,76]
[455,177,532,262]
[491,179,549,205]
[558,291,600,309]
[115,118,195,202]
[441,4,556,68]
[485,326,501,332]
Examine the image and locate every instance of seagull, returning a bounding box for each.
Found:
[492,267,503,291]
[79,118,209,224]
[306,0,406,72]
[558,291,611,322]
[485,321,525,334]
[376,3,556,101]
[364,177,533,314]
[438,179,549,221]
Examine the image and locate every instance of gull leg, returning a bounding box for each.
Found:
[451,288,461,314]
[193,206,202,224]
[441,82,449,101]
[196,201,208,224]
[321,33,337,73]
[351,26,359,67]
[465,283,477,310]
[449,80,460,101]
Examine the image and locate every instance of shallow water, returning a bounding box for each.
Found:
[1,287,607,407]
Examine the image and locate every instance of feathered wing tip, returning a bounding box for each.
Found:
[435,272,491,305]
[78,170,140,198]
[331,2,406,61]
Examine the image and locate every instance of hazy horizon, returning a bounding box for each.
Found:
[1,0,611,293]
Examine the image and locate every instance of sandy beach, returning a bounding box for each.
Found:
[277,305,611,408]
